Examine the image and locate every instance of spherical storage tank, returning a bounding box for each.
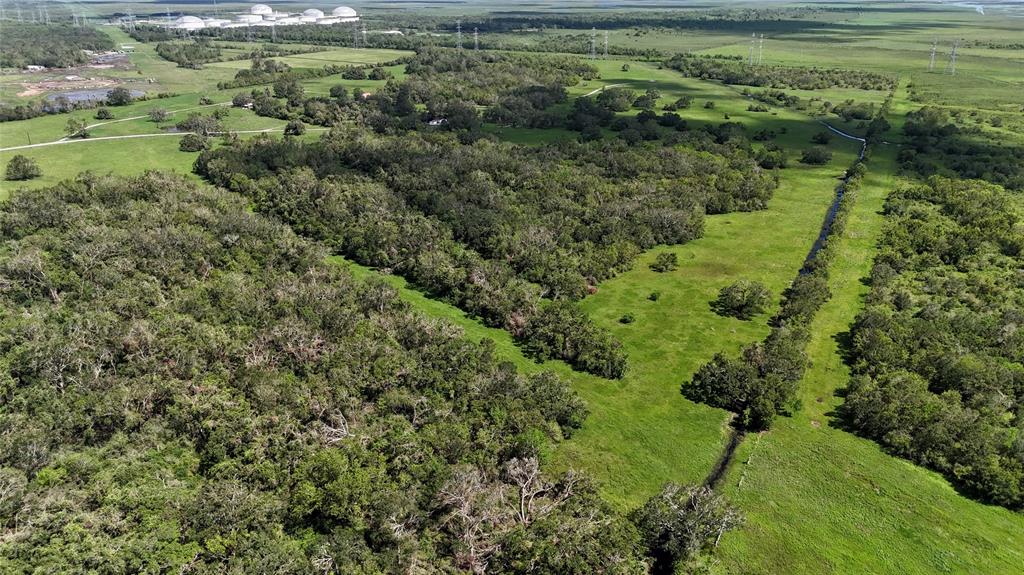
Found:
[174,15,205,30]
[332,6,358,18]
[250,4,273,16]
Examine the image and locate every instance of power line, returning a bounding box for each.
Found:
[946,38,959,75]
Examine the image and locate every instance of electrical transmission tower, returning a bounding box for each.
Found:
[271,23,277,42]
[604,30,608,58]
[456,20,462,49]
[473,27,479,50]
[928,39,937,71]
[353,22,360,48]
[361,23,367,46]
[946,39,959,75]
[590,27,596,59]
[758,34,764,65]
[748,33,756,65]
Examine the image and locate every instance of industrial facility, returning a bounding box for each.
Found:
[167,5,359,30]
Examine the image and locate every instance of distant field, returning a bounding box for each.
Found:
[204,47,411,70]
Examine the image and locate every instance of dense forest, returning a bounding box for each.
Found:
[155,40,222,68]
[0,173,744,573]
[402,49,596,105]
[664,54,895,91]
[195,126,776,378]
[840,177,1024,509]
[899,106,1024,191]
[0,22,115,69]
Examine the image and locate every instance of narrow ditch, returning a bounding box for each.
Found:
[703,423,746,490]
[703,122,868,491]
[801,123,868,272]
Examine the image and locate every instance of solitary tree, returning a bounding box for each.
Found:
[65,117,88,139]
[712,279,772,320]
[106,87,133,106]
[5,155,41,181]
[149,108,169,123]
[94,108,113,120]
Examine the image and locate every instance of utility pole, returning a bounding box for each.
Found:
[456,20,462,49]
[473,27,478,50]
[946,39,959,75]
[928,39,937,71]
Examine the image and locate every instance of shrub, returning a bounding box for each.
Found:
[199,96,213,105]
[5,155,41,181]
[179,133,209,152]
[703,101,716,109]
[329,85,349,101]
[341,66,367,80]
[648,292,661,301]
[94,108,113,120]
[650,252,678,272]
[621,63,630,72]
[632,483,743,570]
[619,313,635,324]
[149,108,169,123]
[800,146,833,165]
[284,120,306,136]
[368,67,391,80]
[811,131,833,144]
[712,280,771,320]
[231,93,254,108]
